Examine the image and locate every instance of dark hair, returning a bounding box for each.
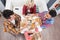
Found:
[49,9,57,17]
[0,14,1,17]
[2,10,14,19]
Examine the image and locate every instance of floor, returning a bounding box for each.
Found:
[0,15,60,40]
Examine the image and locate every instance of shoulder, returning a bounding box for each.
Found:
[23,5,27,8]
[15,14,20,17]
[14,14,21,20]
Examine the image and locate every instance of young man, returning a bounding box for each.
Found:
[23,0,36,15]
[2,10,21,35]
[38,9,57,29]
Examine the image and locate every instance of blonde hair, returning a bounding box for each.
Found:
[25,0,34,7]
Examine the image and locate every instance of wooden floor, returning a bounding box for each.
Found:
[0,15,60,40]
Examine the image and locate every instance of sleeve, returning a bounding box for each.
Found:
[41,18,54,29]
[11,14,21,34]
[5,0,13,10]
[3,21,7,32]
[33,5,36,13]
[22,5,27,15]
[45,18,54,24]
[16,14,21,28]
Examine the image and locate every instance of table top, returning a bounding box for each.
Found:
[20,14,42,34]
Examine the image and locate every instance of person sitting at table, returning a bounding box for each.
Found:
[22,0,36,15]
[38,9,57,29]
[2,10,21,35]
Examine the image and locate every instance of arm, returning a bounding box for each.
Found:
[22,5,27,15]
[3,21,7,32]
[10,28,19,34]
[15,14,21,34]
[33,4,36,13]
[41,18,54,29]
[3,21,19,34]
[16,14,21,28]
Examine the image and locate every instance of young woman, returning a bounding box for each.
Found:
[23,0,36,15]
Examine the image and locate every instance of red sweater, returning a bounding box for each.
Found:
[23,5,36,15]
